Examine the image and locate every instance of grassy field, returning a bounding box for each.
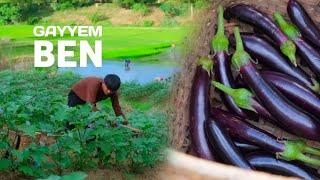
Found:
[0,25,188,63]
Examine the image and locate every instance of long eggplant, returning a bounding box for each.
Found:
[288,0,320,48]
[211,81,273,121]
[274,12,320,78]
[228,33,318,91]
[205,115,252,169]
[211,108,320,167]
[246,152,318,179]
[231,27,320,141]
[212,6,247,118]
[261,70,320,118]
[225,4,297,65]
[234,142,260,153]
[189,57,215,161]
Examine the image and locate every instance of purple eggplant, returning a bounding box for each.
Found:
[205,116,252,169]
[189,57,215,161]
[225,4,297,65]
[211,81,273,121]
[246,152,319,179]
[231,27,320,141]
[211,108,320,167]
[274,12,320,78]
[234,142,260,152]
[261,71,320,118]
[228,33,318,91]
[212,6,247,118]
[288,0,320,48]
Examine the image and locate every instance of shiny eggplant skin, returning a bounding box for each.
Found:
[214,52,247,118]
[246,152,319,179]
[211,108,285,153]
[288,0,320,48]
[189,65,215,161]
[205,116,252,169]
[294,38,320,78]
[225,4,288,46]
[234,141,260,153]
[241,62,320,141]
[261,70,320,118]
[229,33,314,88]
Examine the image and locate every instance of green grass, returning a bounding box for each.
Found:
[0,25,188,62]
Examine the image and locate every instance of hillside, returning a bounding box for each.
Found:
[43,3,195,26]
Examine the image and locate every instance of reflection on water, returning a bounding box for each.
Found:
[58,60,178,84]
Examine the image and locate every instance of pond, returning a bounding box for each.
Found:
[58,60,178,84]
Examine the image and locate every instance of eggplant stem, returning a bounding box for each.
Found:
[197,57,214,75]
[212,5,229,52]
[211,81,255,111]
[231,27,251,70]
[211,81,235,95]
[296,153,320,166]
[273,12,298,66]
[304,146,320,156]
[310,78,320,93]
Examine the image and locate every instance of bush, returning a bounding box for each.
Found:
[159,2,181,17]
[26,16,40,25]
[142,20,154,27]
[0,4,20,25]
[132,3,150,16]
[116,0,135,9]
[90,12,107,24]
[194,0,208,9]
[161,17,179,27]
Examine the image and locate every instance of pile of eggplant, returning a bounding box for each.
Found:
[189,0,320,179]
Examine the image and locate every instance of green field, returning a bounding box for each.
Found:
[0,25,188,62]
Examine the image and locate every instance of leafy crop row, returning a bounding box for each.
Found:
[0,70,168,178]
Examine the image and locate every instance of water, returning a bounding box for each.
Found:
[58,60,178,84]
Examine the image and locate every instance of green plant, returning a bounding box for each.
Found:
[26,16,40,25]
[90,12,107,24]
[0,71,168,178]
[132,3,150,16]
[160,2,181,17]
[142,20,154,27]
[116,0,135,9]
[0,4,20,25]
[161,17,179,27]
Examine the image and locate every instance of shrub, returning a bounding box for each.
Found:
[132,3,150,16]
[116,0,135,9]
[161,17,179,27]
[0,4,20,25]
[159,2,181,17]
[142,20,154,27]
[90,12,107,24]
[194,0,208,9]
[26,16,40,25]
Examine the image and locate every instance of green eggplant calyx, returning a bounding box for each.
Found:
[280,40,297,66]
[274,12,301,40]
[197,57,213,75]
[212,5,229,52]
[211,81,255,111]
[280,140,320,166]
[231,27,251,70]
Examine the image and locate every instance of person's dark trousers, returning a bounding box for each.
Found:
[66,90,86,130]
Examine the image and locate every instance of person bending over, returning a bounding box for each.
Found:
[68,74,128,127]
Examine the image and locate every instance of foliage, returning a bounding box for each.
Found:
[0,4,20,25]
[142,20,154,27]
[50,0,94,11]
[90,12,108,24]
[161,17,179,27]
[159,2,181,17]
[120,81,170,102]
[132,3,150,16]
[0,71,168,178]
